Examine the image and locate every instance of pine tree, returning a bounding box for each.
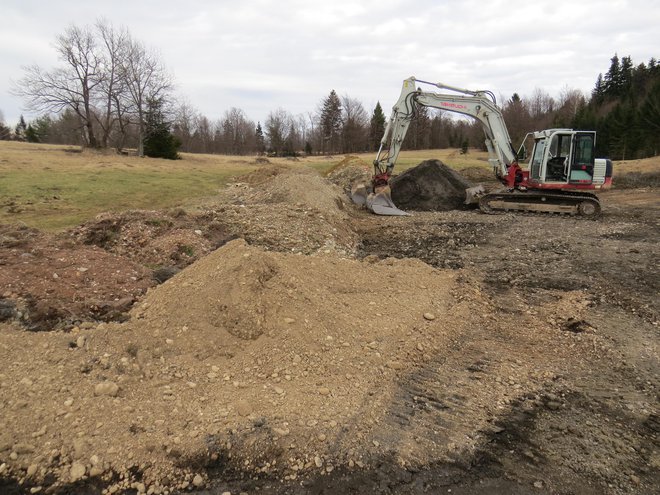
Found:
[25,124,40,143]
[15,115,27,141]
[369,101,386,151]
[255,122,265,155]
[592,74,605,102]
[143,98,181,159]
[603,54,622,97]
[320,90,342,154]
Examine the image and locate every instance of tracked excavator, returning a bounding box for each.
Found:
[352,77,613,217]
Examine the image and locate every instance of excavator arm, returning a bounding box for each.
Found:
[374,77,519,185]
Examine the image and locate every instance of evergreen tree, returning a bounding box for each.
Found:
[603,54,622,97]
[639,80,660,155]
[592,74,605,102]
[320,90,342,153]
[255,122,265,155]
[25,124,40,143]
[143,98,181,159]
[369,101,386,151]
[14,115,27,141]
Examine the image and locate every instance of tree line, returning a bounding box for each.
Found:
[2,24,658,161]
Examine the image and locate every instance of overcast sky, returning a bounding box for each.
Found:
[1,0,659,127]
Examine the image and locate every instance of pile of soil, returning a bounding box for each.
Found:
[201,166,359,256]
[390,160,474,211]
[0,238,471,493]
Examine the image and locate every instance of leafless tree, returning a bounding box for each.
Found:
[172,101,200,151]
[13,25,102,147]
[95,19,130,148]
[119,38,173,156]
[340,95,368,152]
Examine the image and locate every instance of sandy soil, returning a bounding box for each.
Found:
[0,165,658,495]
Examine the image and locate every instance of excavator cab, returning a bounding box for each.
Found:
[528,130,597,186]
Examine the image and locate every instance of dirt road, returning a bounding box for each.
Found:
[0,167,657,495]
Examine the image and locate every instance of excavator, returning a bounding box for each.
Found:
[352,77,613,217]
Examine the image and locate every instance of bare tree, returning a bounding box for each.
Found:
[13,24,102,147]
[340,94,368,152]
[119,38,173,156]
[265,108,296,155]
[172,101,200,152]
[95,19,130,148]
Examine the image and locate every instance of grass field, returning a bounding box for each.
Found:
[1,141,657,230]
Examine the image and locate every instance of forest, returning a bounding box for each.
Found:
[1,20,658,161]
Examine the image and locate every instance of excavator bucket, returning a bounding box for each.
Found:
[465,185,486,205]
[350,183,369,206]
[366,185,411,216]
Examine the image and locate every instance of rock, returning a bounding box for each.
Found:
[76,336,86,348]
[423,312,436,321]
[26,463,38,477]
[94,381,119,397]
[387,361,404,370]
[314,456,323,468]
[546,401,562,410]
[69,462,86,482]
[13,443,35,454]
[89,466,104,477]
[192,474,204,487]
[533,480,543,489]
[284,317,295,324]
[0,299,17,322]
[318,387,330,396]
[153,266,181,284]
[235,400,252,417]
[273,386,285,395]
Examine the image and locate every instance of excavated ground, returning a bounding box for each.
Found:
[0,164,658,495]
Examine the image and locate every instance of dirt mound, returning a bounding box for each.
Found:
[326,158,372,194]
[204,167,359,255]
[390,160,474,211]
[0,238,469,493]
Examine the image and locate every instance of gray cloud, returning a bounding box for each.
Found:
[1,0,658,126]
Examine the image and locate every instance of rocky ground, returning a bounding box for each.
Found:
[0,162,658,495]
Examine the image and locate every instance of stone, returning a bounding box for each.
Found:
[235,400,251,417]
[76,336,86,348]
[423,312,436,321]
[192,474,204,487]
[70,462,86,482]
[26,463,38,477]
[533,480,543,489]
[318,387,330,396]
[94,381,119,397]
[13,443,35,454]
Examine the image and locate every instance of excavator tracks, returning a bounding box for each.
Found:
[479,191,601,218]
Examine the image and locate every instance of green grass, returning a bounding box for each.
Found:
[0,166,247,230]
